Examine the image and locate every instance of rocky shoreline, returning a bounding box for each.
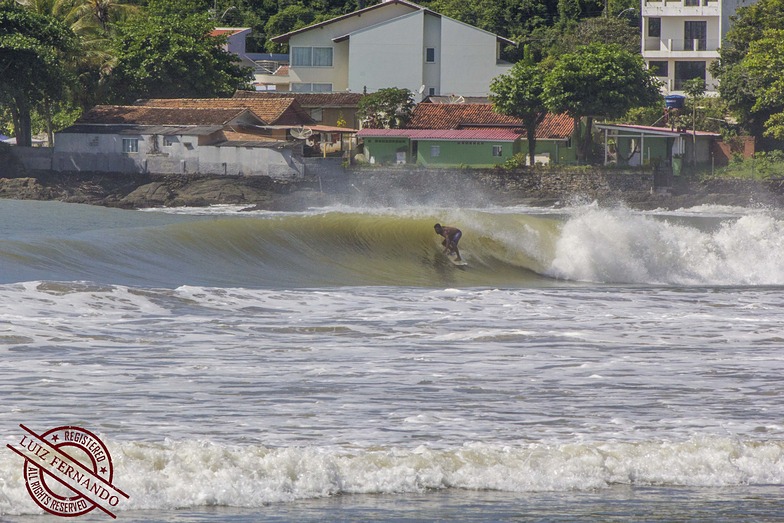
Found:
[1,167,783,211]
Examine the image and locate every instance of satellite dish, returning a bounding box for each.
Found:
[447,94,465,104]
[305,138,315,147]
[418,84,425,94]
[290,126,313,139]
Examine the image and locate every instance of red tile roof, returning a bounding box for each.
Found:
[407,104,573,139]
[210,28,250,37]
[78,105,252,126]
[357,128,523,141]
[233,90,363,107]
[135,98,314,126]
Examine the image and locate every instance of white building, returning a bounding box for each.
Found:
[270,0,514,98]
[641,0,757,94]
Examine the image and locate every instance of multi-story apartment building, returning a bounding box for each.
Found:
[641,0,756,94]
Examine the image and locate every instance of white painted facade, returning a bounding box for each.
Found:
[53,129,304,178]
[274,0,512,98]
[641,0,756,94]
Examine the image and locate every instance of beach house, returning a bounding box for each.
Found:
[269,0,515,98]
[358,103,575,167]
[641,0,758,94]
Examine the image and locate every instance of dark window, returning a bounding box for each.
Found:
[426,47,435,63]
[684,0,699,5]
[674,61,706,90]
[684,21,707,50]
[648,18,661,38]
[649,61,669,77]
[428,87,436,96]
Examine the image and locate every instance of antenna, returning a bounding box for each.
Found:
[418,84,425,94]
[447,94,465,104]
[290,126,313,139]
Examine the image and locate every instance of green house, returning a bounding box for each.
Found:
[357,103,577,167]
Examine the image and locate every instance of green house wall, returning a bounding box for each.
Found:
[615,136,672,166]
[362,137,576,167]
[415,140,519,167]
[363,138,409,164]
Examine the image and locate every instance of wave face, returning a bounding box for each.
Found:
[2,201,784,287]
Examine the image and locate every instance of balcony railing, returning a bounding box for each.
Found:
[644,38,720,52]
[644,0,717,5]
[253,60,285,75]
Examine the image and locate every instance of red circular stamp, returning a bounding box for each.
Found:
[8,424,129,518]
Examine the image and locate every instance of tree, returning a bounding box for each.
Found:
[357,88,414,129]
[737,29,784,144]
[490,59,548,167]
[0,0,76,145]
[263,5,316,53]
[682,77,705,165]
[711,0,784,146]
[542,43,661,163]
[106,10,252,102]
[553,16,639,55]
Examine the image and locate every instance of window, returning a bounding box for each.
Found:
[648,61,669,77]
[291,47,333,67]
[430,145,440,157]
[648,18,661,38]
[310,108,323,122]
[122,138,138,153]
[312,47,332,67]
[492,145,503,157]
[429,87,436,96]
[291,83,333,92]
[426,47,436,63]
[684,21,707,51]
[163,136,176,146]
[684,0,699,5]
[674,61,706,90]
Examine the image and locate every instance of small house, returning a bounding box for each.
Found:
[53,104,305,177]
[358,103,575,167]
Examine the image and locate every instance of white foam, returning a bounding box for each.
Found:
[2,437,781,515]
[548,207,784,285]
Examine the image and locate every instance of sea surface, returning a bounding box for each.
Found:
[1,198,783,522]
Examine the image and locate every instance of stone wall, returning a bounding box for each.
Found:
[349,166,655,201]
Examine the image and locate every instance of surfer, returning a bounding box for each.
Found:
[434,223,462,261]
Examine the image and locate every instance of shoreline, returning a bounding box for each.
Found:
[1,169,783,211]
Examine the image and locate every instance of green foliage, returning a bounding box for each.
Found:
[107,10,253,102]
[357,87,414,129]
[712,151,784,180]
[542,43,661,163]
[712,0,784,147]
[544,16,640,58]
[263,5,316,53]
[0,0,77,145]
[490,60,548,167]
[620,105,665,126]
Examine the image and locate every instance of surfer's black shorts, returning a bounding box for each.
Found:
[450,231,462,244]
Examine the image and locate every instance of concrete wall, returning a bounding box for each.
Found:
[348,12,425,94]
[50,132,303,178]
[440,17,512,97]
[287,2,415,91]
[9,146,53,171]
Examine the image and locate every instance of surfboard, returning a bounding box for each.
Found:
[450,258,468,267]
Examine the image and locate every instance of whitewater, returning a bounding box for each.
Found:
[1,199,783,521]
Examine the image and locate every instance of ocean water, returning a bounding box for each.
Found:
[1,198,783,522]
